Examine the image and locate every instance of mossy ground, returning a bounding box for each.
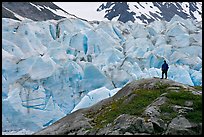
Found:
[160,88,202,123]
[85,83,202,131]
[86,82,168,129]
[193,86,202,91]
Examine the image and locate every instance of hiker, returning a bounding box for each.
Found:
[161,60,169,79]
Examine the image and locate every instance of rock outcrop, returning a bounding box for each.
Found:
[34,77,202,135]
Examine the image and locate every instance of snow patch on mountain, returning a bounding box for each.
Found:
[97,2,202,23]
[30,2,44,11]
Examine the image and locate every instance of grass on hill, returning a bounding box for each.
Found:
[85,83,202,130]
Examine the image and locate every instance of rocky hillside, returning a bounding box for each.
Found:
[34,78,202,135]
[2,2,78,21]
[97,2,202,23]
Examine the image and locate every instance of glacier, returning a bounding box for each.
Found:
[2,15,202,133]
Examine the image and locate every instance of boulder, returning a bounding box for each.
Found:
[151,96,168,106]
[132,117,154,134]
[165,115,195,135]
[151,117,167,132]
[124,132,133,135]
[144,106,160,118]
[112,114,137,134]
[172,105,193,114]
[184,101,193,107]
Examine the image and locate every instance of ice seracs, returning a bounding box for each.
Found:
[2,15,202,133]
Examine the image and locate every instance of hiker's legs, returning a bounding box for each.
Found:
[165,71,167,79]
[162,71,164,79]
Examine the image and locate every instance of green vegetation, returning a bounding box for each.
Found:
[185,95,202,123]
[193,86,202,91]
[160,88,202,123]
[166,89,194,106]
[154,82,169,92]
[160,103,178,123]
[85,82,202,131]
[86,82,169,129]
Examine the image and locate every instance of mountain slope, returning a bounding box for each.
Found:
[34,78,202,135]
[2,2,202,24]
[97,2,202,23]
[2,2,79,21]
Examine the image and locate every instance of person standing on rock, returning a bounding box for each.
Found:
[161,60,169,79]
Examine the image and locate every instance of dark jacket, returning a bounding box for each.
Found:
[162,63,169,71]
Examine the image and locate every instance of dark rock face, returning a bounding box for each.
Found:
[34,78,202,135]
[97,2,201,23]
[2,2,68,21]
[165,115,196,135]
[2,5,20,21]
[98,2,136,23]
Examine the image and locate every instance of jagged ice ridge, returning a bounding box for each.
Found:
[2,15,202,133]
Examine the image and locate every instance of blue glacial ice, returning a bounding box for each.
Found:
[2,16,202,133]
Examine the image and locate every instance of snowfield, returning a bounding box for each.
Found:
[2,14,202,134]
